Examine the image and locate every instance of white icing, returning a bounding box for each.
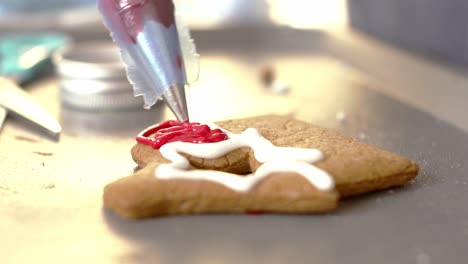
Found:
[155,127,334,192]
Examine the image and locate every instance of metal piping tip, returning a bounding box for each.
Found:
[162,83,189,123]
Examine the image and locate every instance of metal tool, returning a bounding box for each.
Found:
[54,41,144,110]
[0,33,67,138]
[97,0,198,123]
[0,78,61,137]
[0,105,6,129]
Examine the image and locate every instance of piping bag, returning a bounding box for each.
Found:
[97,0,199,122]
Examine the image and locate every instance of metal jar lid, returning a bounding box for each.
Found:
[54,41,143,110]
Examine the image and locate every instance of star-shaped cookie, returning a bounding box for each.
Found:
[104,115,418,219]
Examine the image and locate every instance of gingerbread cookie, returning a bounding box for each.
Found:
[104,115,418,219]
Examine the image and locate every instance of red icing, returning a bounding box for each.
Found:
[245,210,265,215]
[111,0,175,44]
[136,120,228,149]
[153,0,175,28]
[176,53,182,70]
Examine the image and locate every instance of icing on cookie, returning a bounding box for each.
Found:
[136,120,228,149]
[155,126,334,192]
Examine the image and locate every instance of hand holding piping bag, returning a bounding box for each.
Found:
[97,0,199,122]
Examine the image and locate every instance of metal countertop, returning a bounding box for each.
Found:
[1,28,467,264]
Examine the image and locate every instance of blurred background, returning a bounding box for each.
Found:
[1,0,468,131]
[1,0,466,66]
[3,2,468,263]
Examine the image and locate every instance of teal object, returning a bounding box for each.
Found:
[0,33,69,82]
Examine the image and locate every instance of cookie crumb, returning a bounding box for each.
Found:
[259,65,289,95]
[260,65,275,85]
[15,135,39,143]
[44,183,55,189]
[33,151,53,156]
